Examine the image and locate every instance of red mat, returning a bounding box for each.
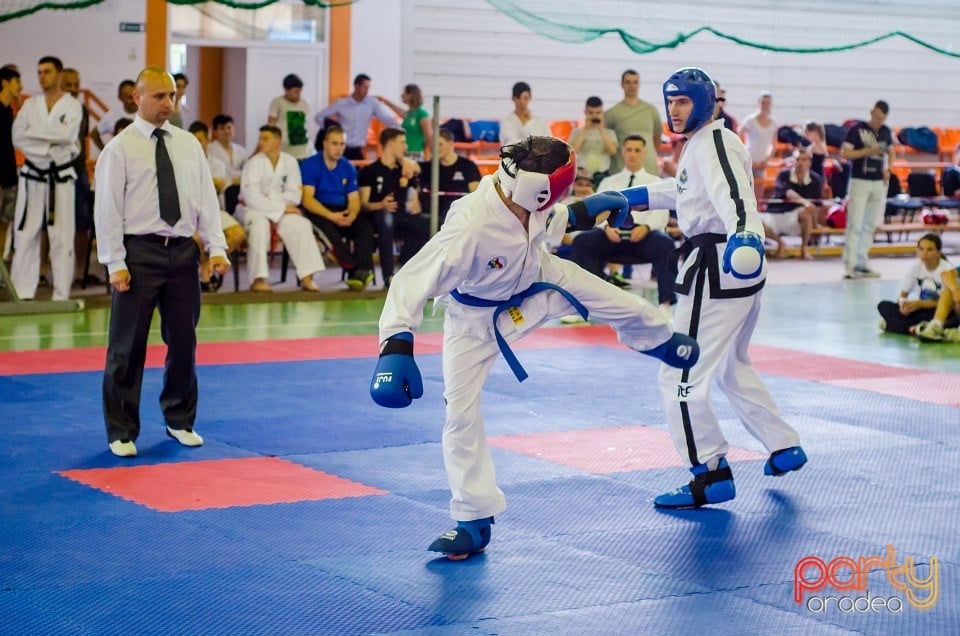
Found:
[489,425,764,474]
[58,457,388,512]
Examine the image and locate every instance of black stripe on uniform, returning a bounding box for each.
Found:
[679,258,708,466]
[713,128,747,233]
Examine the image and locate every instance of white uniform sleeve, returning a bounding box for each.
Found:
[378,214,477,343]
[702,139,764,236]
[282,155,303,206]
[240,155,285,223]
[646,178,678,211]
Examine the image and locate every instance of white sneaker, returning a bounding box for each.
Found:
[166,426,203,447]
[943,328,960,343]
[109,439,137,457]
[916,321,944,342]
[878,319,887,331]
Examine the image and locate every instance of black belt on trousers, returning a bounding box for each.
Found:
[20,159,75,229]
[124,233,192,246]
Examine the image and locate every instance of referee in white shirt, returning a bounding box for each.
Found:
[94,67,229,458]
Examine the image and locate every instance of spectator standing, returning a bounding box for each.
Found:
[840,100,895,279]
[11,55,82,301]
[91,79,137,150]
[268,73,311,160]
[0,66,22,265]
[605,69,663,176]
[567,96,618,181]
[739,91,778,202]
[60,67,95,283]
[714,83,737,132]
[382,84,432,160]
[168,72,189,129]
[499,81,550,146]
[315,73,397,161]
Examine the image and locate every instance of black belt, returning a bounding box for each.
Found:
[125,233,192,246]
[19,159,75,229]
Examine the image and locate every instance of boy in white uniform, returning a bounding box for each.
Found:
[615,68,807,509]
[370,136,701,559]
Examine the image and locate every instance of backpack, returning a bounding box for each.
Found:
[896,127,939,154]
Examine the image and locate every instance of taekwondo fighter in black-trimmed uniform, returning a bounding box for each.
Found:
[370,136,700,560]
[613,68,808,509]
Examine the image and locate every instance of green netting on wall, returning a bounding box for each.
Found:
[485,0,960,59]
[0,0,355,24]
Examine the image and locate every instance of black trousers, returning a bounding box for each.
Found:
[102,235,201,442]
[571,228,678,305]
[304,211,375,271]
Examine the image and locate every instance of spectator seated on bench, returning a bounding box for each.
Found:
[760,146,822,260]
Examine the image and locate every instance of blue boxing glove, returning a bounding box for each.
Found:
[643,333,700,369]
[566,190,630,231]
[722,231,765,279]
[370,332,424,408]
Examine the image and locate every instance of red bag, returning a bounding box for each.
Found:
[825,204,846,228]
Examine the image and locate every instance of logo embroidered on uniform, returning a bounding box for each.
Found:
[677,168,688,195]
[487,257,506,270]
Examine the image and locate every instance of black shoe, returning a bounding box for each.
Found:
[209,272,223,291]
[200,281,213,292]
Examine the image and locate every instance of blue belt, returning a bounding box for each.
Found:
[450,282,588,382]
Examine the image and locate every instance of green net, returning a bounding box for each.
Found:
[0,0,355,23]
[485,0,960,59]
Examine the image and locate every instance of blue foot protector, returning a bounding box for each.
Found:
[654,458,736,509]
[428,517,494,560]
[764,446,807,476]
[643,332,700,369]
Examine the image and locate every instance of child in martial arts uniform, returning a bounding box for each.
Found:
[370,136,700,559]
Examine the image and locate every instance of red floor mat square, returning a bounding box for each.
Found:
[829,372,960,407]
[489,426,764,474]
[59,457,388,512]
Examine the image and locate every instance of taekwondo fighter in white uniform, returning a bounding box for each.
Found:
[370,136,701,559]
[614,68,807,509]
[235,125,324,292]
[11,56,82,301]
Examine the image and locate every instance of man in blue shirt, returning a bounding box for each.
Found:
[300,124,376,290]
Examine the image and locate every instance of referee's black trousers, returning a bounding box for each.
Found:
[103,235,201,443]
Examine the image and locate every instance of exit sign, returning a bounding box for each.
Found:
[119,22,144,33]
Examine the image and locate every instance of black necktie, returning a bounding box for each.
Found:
[627,173,635,187]
[153,128,182,226]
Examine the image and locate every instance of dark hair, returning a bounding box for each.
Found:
[188,120,208,135]
[0,66,19,84]
[113,117,133,135]
[404,83,423,108]
[918,232,942,254]
[501,136,570,175]
[438,128,455,143]
[353,73,371,85]
[379,126,405,148]
[173,73,188,84]
[282,74,303,90]
[512,81,531,99]
[324,123,344,138]
[37,56,63,72]
[212,113,234,129]
[260,124,283,138]
[118,79,135,96]
[874,100,889,115]
[621,69,639,82]
[624,133,647,146]
[585,96,603,108]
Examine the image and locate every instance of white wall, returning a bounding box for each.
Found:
[402,0,960,129]
[0,0,146,110]
[2,0,958,131]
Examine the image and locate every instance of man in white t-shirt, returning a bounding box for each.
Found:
[498,81,550,146]
[91,79,137,150]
